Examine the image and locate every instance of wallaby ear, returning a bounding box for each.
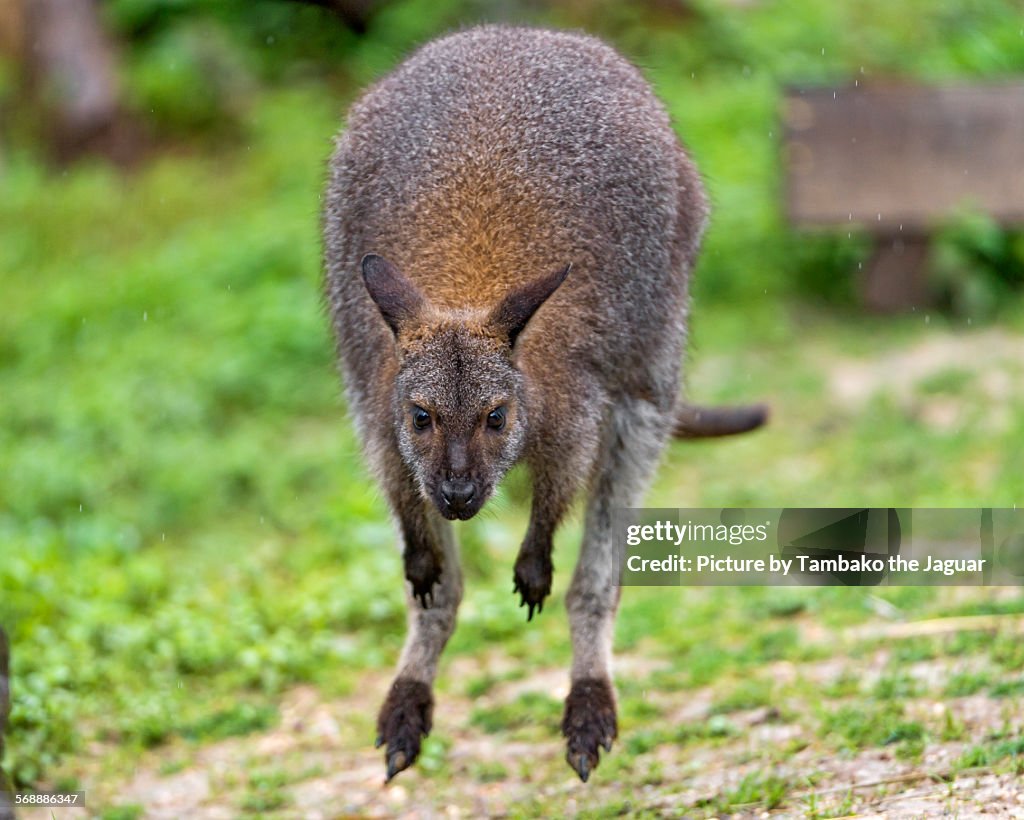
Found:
[361,254,426,336]
[488,263,571,347]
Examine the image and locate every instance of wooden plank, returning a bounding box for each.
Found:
[783,84,1024,231]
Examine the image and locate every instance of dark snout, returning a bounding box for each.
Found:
[439,478,477,520]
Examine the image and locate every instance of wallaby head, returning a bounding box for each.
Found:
[361,253,569,521]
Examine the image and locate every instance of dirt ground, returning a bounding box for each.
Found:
[23,619,1024,819]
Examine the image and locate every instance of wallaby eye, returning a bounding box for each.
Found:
[411,406,432,431]
[486,407,506,431]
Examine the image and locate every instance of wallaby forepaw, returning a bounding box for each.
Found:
[405,549,442,609]
[513,549,552,621]
[376,677,433,783]
[562,677,617,783]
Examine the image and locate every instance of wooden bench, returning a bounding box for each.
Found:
[783,84,1024,311]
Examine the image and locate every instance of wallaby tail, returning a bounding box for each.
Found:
[673,402,769,440]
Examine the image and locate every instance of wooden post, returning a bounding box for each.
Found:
[22,0,140,164]
[860,234,931,313]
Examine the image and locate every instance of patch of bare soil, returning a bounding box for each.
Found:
[827,328,1023,434]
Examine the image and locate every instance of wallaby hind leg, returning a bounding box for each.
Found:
[562,397,670,781]
[376,472,463,782]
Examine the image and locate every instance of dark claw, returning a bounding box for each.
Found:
[413,585,436,609]
[514,579,545,622]
[375,735,384,748]
[577,754,590,783]
[601,736,613,753]
[385,750,407,783]
[405,548,441,610]
[512,548,552,622]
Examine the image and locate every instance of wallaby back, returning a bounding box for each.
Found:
[325,25,707,428]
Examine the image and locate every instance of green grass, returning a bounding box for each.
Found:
[709,677,774,715]
[2,0,1024,812]
[470,692,562,735]
[819,702,924,751]
[956,736,1024,771]
[714,771,791,812]
[945,671,993,697]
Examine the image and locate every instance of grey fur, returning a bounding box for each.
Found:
[323,25,741,781]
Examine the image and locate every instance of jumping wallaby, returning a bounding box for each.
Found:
[323,25,766,782]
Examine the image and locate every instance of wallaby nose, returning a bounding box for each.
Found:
[441,479,476,512]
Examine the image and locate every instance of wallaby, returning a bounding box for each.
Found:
[323,25,766,782]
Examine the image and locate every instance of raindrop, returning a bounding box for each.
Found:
[143,311,148,322]
[266,35,275,45]
[821,47,826,55]
[925,315,931,325]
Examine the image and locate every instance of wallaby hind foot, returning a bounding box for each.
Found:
[376,677,434,781]
[562,677,618,782]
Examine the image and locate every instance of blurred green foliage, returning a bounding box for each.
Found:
[1,0,1024,799]
[932,210,1024,319]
